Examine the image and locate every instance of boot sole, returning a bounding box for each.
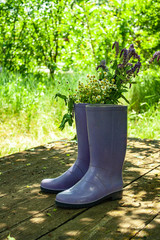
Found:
[40,186,63,194]
[55,190,123,209]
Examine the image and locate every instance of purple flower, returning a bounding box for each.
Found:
[118,64,124,68]
[127,44,140,62]
[112,41,119,57]
[129,44,134,49]
[127,61,141,75]
[96,60,108,71]
[120,48,128,66]
[149,51,160,63]
[127,63,133,67]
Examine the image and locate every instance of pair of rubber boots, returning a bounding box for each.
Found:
[41,104,127,208]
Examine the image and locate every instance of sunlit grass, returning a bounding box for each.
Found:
[128,106,160,140]
[0,106,76,157]
[0,70,79,157]
[128,68,160,112]
[0,69,159,157]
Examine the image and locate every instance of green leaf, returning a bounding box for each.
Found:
[7,235,16,240]
[59,113,73,130]
[121,89,128,93]
[121,94,130,104]
[55,93,68,105]
[111,60,118,70]
[46,213,52,217]
[68,97,74,114]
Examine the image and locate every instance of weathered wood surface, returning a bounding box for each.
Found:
[0,138,159,240]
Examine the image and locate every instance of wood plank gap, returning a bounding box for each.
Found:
[0,194,7,199]
[124,163,160,188]
[129,212,160,240]
[0,204,54,234]
[0,198,29,216]
[35,208,88,240]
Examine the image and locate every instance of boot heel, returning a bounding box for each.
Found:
[110,190,123,200]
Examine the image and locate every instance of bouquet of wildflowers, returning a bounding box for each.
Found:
[56,41,141,130]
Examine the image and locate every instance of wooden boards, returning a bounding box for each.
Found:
[0,139,159,240]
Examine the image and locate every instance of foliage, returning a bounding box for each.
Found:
[0,0,159,76]
[0,69,77,157]
[128,51,160,112]
[129,68,160,112]
[128,103,160,139]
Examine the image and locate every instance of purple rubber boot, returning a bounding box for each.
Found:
[55,104,127,208]
[40,103,90,193]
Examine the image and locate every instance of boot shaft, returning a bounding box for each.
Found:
[74,103,90,168]
[86,104,127,172]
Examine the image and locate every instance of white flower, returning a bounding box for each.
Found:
[96,95,101,100]
[101,86,106,91]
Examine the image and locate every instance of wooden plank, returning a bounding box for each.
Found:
[0,142,77,210]
[1,166,159,240]
[0,155,159,228]
[38,167,160,240]
[0,149,159,235]
[0,141,75,175]
[0,139,159,240]
[0,206,87,240]
[0,140,159,210]
[131,214,160,240]
[0,139,159,175]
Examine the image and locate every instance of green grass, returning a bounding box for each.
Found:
[128,67,160,112]
[0,70,85,157]
[0,69,159,157]
[128,105,160,139]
